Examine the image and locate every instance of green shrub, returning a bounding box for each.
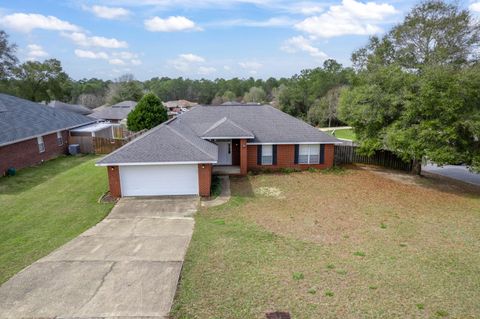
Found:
[210,175,222,197]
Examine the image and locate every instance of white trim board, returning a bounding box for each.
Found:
[202,136,254,139]
[247,142,343,145]
[96,160,217,167]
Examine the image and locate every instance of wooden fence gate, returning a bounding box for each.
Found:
[334,145,413,171]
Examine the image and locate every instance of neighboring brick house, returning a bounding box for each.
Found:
[0,93,94,175]
[97,104,341,198]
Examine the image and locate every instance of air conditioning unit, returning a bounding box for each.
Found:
[68,144,80,155]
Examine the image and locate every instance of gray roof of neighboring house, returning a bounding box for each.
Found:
[97,104,341,165]
[90,100,137,121]
[175,104,341,144]
[96,121,217,165]
[0,93,95,146]
[201,117,254,139]
[48,100,92,115]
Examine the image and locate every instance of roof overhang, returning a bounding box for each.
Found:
[202,136,254,140]
[96,160,217,167]
[247,141,344,145]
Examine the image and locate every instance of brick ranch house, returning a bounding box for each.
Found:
[97,104,342,197]
[0,93,94,175]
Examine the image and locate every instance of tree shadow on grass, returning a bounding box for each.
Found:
[230,175,255,197]
[0,155,94,195]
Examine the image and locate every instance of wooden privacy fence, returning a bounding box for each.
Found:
[93,130,146,154]
[335,145,413,171]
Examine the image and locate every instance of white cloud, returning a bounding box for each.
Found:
[281,36,328,60]
[224,65,231,71]
[144,16,200,32]
[1,13,80,33]
[131,59,142,65]
[239,61,262,70]
[62,32,128,48]
[74,49,141,66]
[198,66,217,75]
[87,5,130,19]
[239,61,263,75]
[295,0,397,38]
[470,2,480,13]
[179,53,205,63]
[170,53,208,72]
[109,58,126,65]
[75,49,109,59]
[26,44,48,60]
[212,16,295,27]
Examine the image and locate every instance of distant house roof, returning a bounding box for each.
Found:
[48,100,92,115]
[97,104,341,166]
[163,100,198,109]
[90,100,137,121]
[0,93,95,146]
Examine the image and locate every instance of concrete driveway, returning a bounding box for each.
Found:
[0,196,198,318]
[423,164,480,186]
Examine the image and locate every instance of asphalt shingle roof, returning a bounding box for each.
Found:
[0,93,95,146]
[90,100,137,121]
[177,104,341,144]
[48,100,92,115]
[96,121,217,165]
[97,104,341,165]
[201,117,254,139]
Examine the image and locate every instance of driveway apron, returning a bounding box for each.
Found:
[0,196,198,319]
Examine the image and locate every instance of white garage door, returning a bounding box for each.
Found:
[119,165,199,196]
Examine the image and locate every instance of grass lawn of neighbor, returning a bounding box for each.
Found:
[0,155,114,284]
[172,166,480,318]
[328,128,356,141]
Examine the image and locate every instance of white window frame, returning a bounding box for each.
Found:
[298,144,320,164]
[261,145,273,165]
[56,131,64,146]
[37,136,45,153]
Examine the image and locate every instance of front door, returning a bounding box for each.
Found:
[217,141,232,165]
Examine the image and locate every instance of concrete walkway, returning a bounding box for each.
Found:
[423,164,480,186]
[201,176,231,208]
[0,196,198,319]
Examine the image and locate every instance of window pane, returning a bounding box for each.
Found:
[262,155,273,165]
[309,144,320,156]
[309,155,320,164]
[299,144,309,155]
[298,155,309,164]
[262,145,272,156]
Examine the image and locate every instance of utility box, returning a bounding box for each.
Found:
[68,144,80,155]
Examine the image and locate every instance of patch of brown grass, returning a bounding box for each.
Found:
[173,166,480,318]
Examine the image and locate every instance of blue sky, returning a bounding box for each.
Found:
[1,0,478,80]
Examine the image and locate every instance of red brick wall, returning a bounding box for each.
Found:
[0,131,69,175]
[240,139,248,175]
[107,166,121,197]
[198,163,212,197]
[247,144,334,171]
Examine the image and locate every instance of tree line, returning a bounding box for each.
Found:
[0,29,347,127]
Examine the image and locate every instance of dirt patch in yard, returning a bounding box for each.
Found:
[235,165,480,245]
[173,165,480,318]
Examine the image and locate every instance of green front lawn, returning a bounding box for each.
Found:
[0,155,113,284]
[172,169,480,318]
